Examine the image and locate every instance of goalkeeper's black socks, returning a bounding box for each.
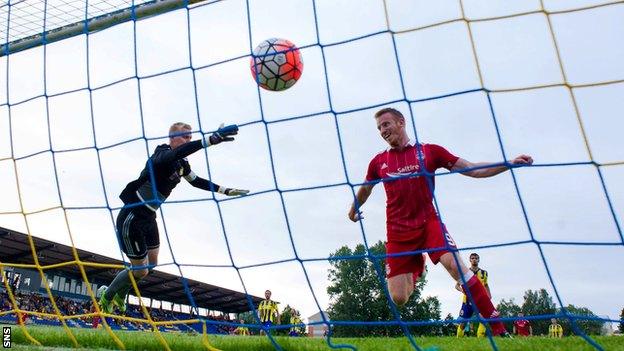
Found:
[104,269,132,300]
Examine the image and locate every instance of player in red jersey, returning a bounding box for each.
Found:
[513,312,532,336]
[348,108,533,337]
[90,302,101,329]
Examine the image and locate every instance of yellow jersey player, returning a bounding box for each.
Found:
[549,318,563,338]
[233,319,250,335]
[456,253,489,337]
[289,310,303,337]
[258,290,280,335]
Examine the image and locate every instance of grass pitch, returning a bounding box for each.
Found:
[5,325,624,351]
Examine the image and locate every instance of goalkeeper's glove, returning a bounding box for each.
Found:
[204,123,239,146]
[223,188,249,196]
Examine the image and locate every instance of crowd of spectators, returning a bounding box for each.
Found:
[1,289,238,334]
[1,290,91,324]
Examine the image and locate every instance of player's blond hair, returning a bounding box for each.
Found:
[374,107,405,122]
[169,122,192,138]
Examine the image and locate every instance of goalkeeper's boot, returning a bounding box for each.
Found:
[112,293,127,314]
[97,286,113,314]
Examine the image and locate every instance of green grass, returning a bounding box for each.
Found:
[4,325,624,351]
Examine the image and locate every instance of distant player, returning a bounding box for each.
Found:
[549,318,563,338]
[513,312,532,336]
[233,319,250,335]
[348,108,533,337]
[99,122,248,314]
[257,290,280,335]
[90,302,101,328]
[456,253,489,337]
[289,309,303,337]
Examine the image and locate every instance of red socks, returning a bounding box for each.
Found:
[464,275,507,335]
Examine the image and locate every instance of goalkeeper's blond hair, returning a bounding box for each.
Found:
[169,122,192,138]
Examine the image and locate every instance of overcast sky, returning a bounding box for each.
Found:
[1,0,623,331]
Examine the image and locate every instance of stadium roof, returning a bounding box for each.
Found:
[0,227,264,314]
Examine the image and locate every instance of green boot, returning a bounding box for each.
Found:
[112,293,127,314]
[97,286,113,314]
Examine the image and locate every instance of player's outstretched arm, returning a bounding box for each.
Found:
[152,140,204,165]
[452,154,533,178]
[202,123,239,147]
[348,184,374,222]
[152,124,240,166]
[222,188,249,196]
[185,173,249,196]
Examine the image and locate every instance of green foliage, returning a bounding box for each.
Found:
[559,305,604,336]
[497,289,603,337]
[326,241,441,337]
[277,304,305,336]
[521,289,557,335]
[236,311,260,335]
[620,307,624,334]
[496,298,521,332]
[441,313,457,336]
[273,304,293,336]
[237,311,256,324]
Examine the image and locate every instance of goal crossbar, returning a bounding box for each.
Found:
[1,0,209,57]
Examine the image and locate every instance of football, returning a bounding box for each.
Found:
[250,38,303,91]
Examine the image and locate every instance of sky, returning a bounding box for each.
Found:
[1,0,623,330]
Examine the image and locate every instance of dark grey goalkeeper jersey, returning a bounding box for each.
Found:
[119,140,222,211]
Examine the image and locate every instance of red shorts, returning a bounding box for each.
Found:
[92,316,100,328]
[385,217,457,279]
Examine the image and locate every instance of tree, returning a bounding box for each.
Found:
[326,241,441,337]
[277,304,306,336]
[618,308,624,334]
[236,310,260,335]
[521,289,557,335]
[273,304,293,336]
[496,298,521,332]
[442,313,456,336]
[559,305,604,336]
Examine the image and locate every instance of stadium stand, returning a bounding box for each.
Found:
[0,226,262,334]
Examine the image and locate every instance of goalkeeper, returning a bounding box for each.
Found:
[99,122,249,313]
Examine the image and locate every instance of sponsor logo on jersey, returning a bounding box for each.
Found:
[387,164,420,178]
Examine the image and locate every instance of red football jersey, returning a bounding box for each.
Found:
[365,143,458,238]
[514,319,531,336]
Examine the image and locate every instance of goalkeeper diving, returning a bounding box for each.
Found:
[98,122,248,314]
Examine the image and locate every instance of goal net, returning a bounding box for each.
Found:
[1,0,622,350]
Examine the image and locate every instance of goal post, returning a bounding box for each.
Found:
[1,0,210,57]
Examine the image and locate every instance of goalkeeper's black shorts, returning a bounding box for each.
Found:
[115,206,159,260]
